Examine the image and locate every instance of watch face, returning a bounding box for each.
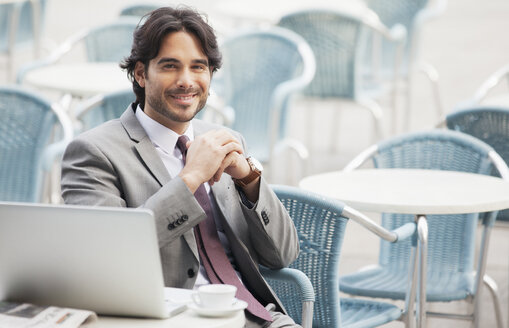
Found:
[249,157,263,172]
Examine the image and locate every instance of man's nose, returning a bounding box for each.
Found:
[177,69,194,89]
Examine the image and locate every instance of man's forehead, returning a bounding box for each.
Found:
[156,31,208,61]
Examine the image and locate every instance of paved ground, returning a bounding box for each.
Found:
[2,0,508,326]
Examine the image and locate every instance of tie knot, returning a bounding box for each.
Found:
[176,135,189,155]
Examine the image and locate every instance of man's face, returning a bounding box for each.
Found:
[135,31,211,133]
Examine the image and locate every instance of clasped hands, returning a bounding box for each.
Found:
[178,129,251,194]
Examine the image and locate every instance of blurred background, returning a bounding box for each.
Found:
[4,0,509,170]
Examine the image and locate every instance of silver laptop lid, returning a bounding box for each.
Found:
[0,202,168,318]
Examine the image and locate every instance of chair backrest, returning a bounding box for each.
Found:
[0,0,47,53]
[366,0,427,48]
[217,26,315,162]
[75,89,135,133]
[364,0,427,76]
[15,0,47,45]
[0,85,64,202]
[362,0,444,78]
[446,106,509,168]
[369,129,498,276]
[278,9,365,99]
[0,2,18,52]
[445,106,509,221]
[83,18,139,62]
[278,8,403,100]
[119,3,160,17]
[271,184,347,327]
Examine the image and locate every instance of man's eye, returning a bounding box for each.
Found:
[164,64,176,69]
[194,65,208,71]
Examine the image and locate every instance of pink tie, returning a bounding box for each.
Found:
[176,136,272,322]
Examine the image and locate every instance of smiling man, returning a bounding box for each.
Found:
[60,6,300,328]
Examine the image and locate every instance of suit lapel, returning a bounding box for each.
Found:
[120,106,171,187]
[121,106,198,259]
[134,140,171,186]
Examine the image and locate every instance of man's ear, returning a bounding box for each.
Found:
[134,61,146,88]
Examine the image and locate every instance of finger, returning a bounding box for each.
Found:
[212,161,228,182]
[209,129,242,147]
[192,131,240,153]
[213,151,238,182]
[222,141,243,156]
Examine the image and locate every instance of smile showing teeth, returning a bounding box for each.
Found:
[172,94,194,100]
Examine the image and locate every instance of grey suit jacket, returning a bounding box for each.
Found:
[61,104,299,312]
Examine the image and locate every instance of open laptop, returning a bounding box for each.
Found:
[0,202,186,319]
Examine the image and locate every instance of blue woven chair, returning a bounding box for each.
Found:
[442,106,509,223]
[0,0,48,80]
[262,184,417,328]
[0,85,73,203]
[362,0,447,131]
[278,8,406,142]
[260,266,315,328]
[216,26,315,180]
[339,129,508,328]
[17,17,139,83]
[73,88,135,134]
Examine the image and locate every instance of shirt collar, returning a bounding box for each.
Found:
[134,104,194,154]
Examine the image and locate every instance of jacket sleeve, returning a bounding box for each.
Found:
[231,132,300,269]
[60,136,207,248]
[237,177,300,269]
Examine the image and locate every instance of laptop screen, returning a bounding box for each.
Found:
[0,202,169,318]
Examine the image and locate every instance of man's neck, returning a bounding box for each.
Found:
[143,106,190,135]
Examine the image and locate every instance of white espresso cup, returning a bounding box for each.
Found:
[191,284,237,309]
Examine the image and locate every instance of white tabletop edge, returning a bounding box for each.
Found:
[299,169,509,215]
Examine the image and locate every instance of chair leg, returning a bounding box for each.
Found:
[358,98,384,143]
[31,0,42,59]
[306,101,314,155]
[331,108,343,153]
[389,72,400,136]
[418,62,445,121]
[416,215,429,328]
[301,301,314,328]
[481,275,504,328]
[403,74,412,133]
[402,242,419,328]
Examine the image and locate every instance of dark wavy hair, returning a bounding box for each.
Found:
[120,6,222,107]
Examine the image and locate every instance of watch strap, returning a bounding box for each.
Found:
[234,157,261,187]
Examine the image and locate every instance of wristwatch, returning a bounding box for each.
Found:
[233,156,263,187]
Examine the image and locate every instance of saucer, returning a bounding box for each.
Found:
[188,299,248,317]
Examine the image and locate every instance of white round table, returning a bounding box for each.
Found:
[23,62,131,98]
[299,168,509,214]
[300,168,509,328]
[82,309,245,328]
